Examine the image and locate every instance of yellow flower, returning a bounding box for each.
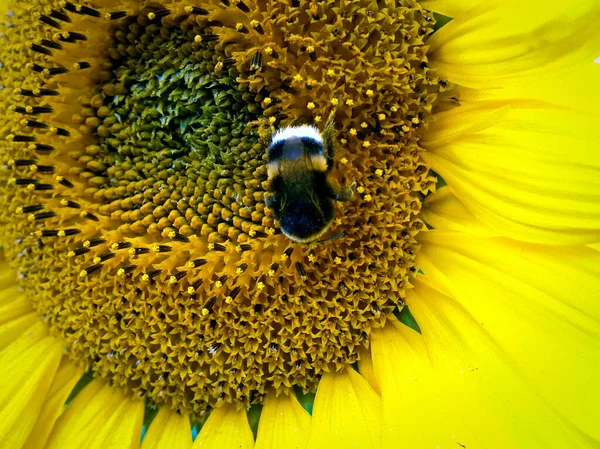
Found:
[1,0,599,448]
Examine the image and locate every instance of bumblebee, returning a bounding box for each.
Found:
[266,112,353,243]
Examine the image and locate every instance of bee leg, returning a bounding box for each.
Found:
[332,180,356,202]
[322,110,337,170]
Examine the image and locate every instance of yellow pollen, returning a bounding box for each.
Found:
[390,105,398,112]
[257,281,265,290]
[411,117,420,124]
[360,122,368,128]
[334,257,342,264]
[201,308,209,316]
[187,286,195,294]
[264,47,273,55]
[364,194,373,202]
[402,125,410,132]
[236,23,244,31]
[306,45,315,53]
[141,274,150,283]
[67,251,75,258]
[362,141,371,148]
[225,296,233,304]
[293,74,303,82]
[214,281,223,288]
[268,116,276,124]
[366,89,374,97]
[345,99,354,106]
[340,157,348,165]
[169,276,178,284]
[263,97,272,105]
[117,268,126,277]
[378,113,386,120]
[356,186,365,194]
[307,102,316,110]
[79,270,87,278]
[267,269,275,276]
[375,169,384,176]
[314,115,322,123]
[326,69,335,76]
[349,128,357,136]
[330,98,339,106]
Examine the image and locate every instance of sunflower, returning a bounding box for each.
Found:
[1,0,599,448]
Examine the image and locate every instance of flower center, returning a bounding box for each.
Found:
[0,1,445,414]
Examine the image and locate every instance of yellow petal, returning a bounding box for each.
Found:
[446,60,600,118]
[306,368,381,449]
[0,1,8,20]
[255,392,310,449]
[0,312,39,349]
[421,0,470,18]
[191,403,254,449]
[0,286,34,323]
[423,186,498,236]
[142,407,192,449]
[46,379,144,449]
[0,320,63,449]
[0,266,31,322]
[422,102,600,245]
[418,230,600,439]
[372,289,594,448]
[356,345,380,395]
[0,265,16,289]
[428,0,600,88]
[22,357,84,449]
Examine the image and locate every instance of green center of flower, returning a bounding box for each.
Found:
[0,0,445,415]
[87,20,268,242]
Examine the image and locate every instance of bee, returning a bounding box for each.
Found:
[265,112,354,243]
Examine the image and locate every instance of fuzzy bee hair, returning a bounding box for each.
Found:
[266,113,352,243]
